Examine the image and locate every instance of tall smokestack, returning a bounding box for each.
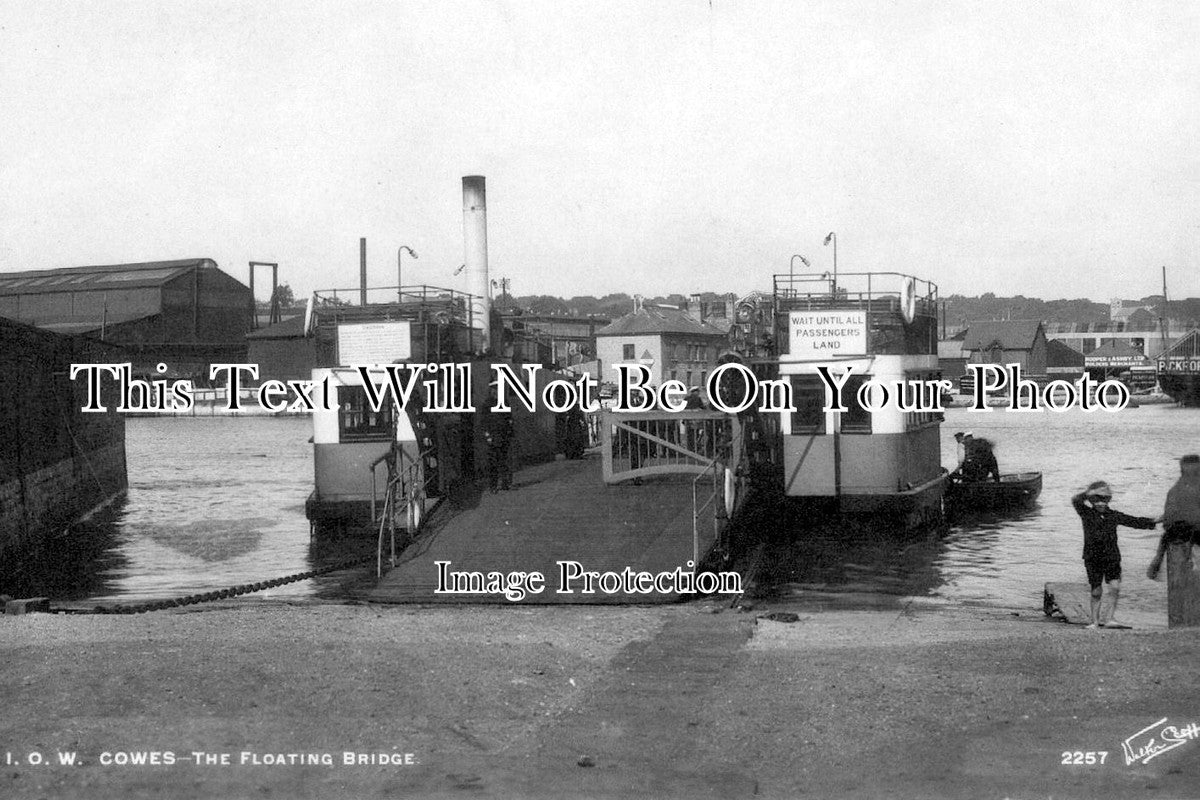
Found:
[359,237,368,306]
[462,176,491,351]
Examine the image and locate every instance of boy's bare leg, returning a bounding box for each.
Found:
[1103,579,1122,627]
[1088,585,1102,628]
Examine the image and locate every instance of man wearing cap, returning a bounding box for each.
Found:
[953,431,1000,483]
[1072,481,1159,628]
[1147,454,1200,580]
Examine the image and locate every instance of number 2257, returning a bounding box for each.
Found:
[1061,751,1107,765]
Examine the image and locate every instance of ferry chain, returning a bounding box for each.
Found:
[52,555,377,615]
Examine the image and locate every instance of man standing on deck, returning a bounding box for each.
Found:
[1072,481,1159,628]
[482,391,514,493]
[1147,454,1200,580]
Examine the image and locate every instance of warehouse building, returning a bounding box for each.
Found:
[0,258,252,379]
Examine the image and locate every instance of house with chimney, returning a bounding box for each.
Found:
[594,297,729,391]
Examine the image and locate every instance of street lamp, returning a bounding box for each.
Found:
[823,232,837,292]
[397,245,417,302]
[789,254,810,295]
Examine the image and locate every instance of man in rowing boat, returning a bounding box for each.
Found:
[1071,481,1159,628]
[953,431,1000,482]
[1146,454,1200,580]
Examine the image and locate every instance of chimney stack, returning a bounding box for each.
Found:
[462,176,491,351]
[359,237,368,306]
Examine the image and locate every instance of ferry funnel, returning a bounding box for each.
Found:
[462,175,491,351]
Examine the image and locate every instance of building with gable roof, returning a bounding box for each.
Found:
[962,320,1049,376]
[594,299,728,390]
[0,259,252,376]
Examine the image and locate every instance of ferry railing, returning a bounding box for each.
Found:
[370,443,437,578]
[691,423,747,565]
[369,449,399,578]
[312,284,480,331]
[771,271,940,356]
[600,410,734,483]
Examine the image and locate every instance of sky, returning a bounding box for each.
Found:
[1,1,1197,305]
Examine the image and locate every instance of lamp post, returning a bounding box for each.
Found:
[397,245,418,302]
[789,254,810,295]
[823,232,837,292]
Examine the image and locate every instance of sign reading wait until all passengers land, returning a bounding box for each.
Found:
[788,310,868,357]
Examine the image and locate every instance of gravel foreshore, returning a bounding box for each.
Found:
[2,596,1198,799]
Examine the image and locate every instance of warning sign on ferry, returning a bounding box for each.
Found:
[788,311,867,356]
[337,321,412,365]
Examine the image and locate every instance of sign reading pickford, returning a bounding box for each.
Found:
[337,322,412,365]
[1159,356,1200,373]
[788,310,868,356]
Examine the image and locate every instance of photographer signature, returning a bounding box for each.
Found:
[1122,717,1200,766]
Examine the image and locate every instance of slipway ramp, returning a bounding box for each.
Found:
[352,454,732,605]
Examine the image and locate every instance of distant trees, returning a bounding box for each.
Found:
[492,289,1199,329]
[254,282,300,312]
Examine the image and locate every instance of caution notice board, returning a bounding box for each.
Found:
[337,321,412,365]
[788,310,868,357]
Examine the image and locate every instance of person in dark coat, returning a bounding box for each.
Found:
[562,405,588,460]
[1147,454,1200,580]
[962,435,999,482]
[1072,481,1159,628]
[482,392,514,493]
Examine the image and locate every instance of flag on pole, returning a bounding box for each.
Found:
[824,232,835,245]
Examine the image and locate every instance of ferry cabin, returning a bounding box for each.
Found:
[303,288,481,528]
[771,271,946,526]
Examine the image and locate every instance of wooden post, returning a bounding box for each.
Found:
[1167,540,1200,628]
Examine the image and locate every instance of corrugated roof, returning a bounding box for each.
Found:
[0,259,218,295]
[35,311,157,335]
[962,320,1044,351]
[596,306,726,337]
[1086,340,1146,359]
[1161,329,1200,359]
[245,315,307,340]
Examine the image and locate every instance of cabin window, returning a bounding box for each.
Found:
[623,343,635,360]
[789,376,825,435]
[904,371,943,429]
[841,374,872,434]
[337,385,395,442]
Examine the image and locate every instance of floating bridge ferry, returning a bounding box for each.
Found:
[746,270,948,530]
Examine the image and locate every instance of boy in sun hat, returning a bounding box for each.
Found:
[1072,481,1159,628]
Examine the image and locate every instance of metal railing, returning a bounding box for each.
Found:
[312,284,480,329]
[691,421,748,565]
[600,410,735,484]
[772,271,938,318]
[598,408,744,566]
[370,442,438,578]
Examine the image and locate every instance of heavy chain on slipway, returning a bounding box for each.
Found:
[50,555,376,615]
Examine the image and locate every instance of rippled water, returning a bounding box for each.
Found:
[931,403,1200,627]
[22,405,1200,625]
[38,416,372,603]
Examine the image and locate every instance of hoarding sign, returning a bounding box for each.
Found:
[1159,357,1200,373]
[1084,355,1148,367]
[788,310,868,357]
[337,321,412,365]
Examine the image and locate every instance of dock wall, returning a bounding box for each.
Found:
[0,317,128,591]
[0,441,127,580]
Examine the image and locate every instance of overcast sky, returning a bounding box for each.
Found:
[1,1,1197,304]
